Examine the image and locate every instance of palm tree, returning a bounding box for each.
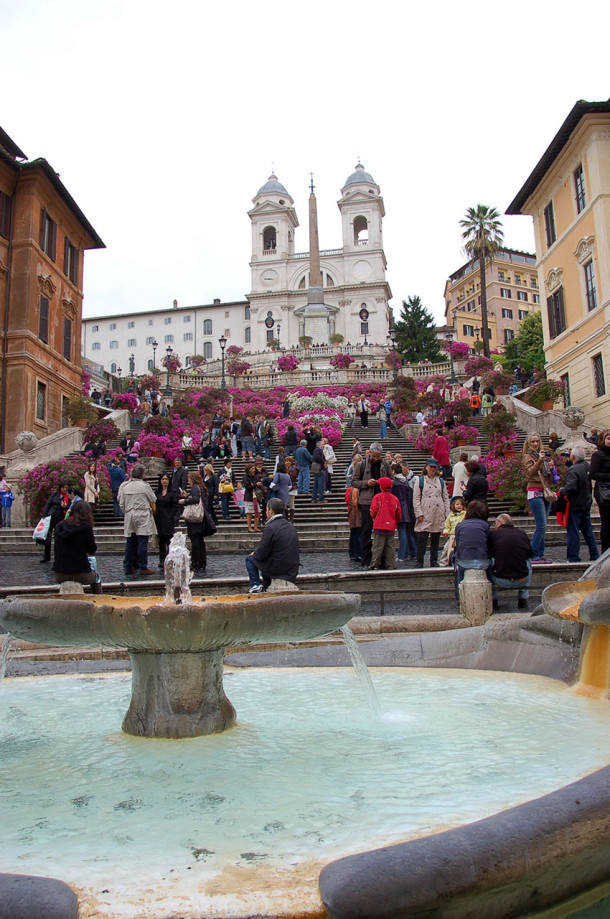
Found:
[460,205,504,358]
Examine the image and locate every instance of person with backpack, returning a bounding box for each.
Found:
[412,458,450,568]
[350,443,392,568]
[369,476,402,569]
[391,463,416,561]
[470,393,481,416]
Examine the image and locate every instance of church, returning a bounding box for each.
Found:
[82,164,393,374]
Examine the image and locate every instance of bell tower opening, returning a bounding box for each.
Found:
[354,215,368,245]
[263,226,277,252]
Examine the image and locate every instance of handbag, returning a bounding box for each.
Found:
[182,499,204,523]
[32,515,52,541]
[597,482,610,506]
[202,508,217,536]
[219,480,234,494]
[543,486,557,503]
[311,462,322,475]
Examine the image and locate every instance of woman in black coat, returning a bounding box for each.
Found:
[53,500,101,593]
[155,473,180,568]
[589,428,610,553]
[463,461,489,507]
[178,471,208,571]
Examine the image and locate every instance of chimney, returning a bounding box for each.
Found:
[213,298,221,305]
[173,299,178,309]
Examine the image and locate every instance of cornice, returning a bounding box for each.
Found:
[37,273,57,298]
[574,235,595,265]
[545,268,563,292]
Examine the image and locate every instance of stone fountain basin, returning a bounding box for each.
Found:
[542,579,597,621]
[0,591,360,652]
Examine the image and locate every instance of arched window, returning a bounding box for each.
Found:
[326,273,335,287]
[110,362,117,374]
[147,359,153,371]
[245,327,251,344]
[204,342,212,359]
[203,319,212,335]
[263,226,277,251]
[245,305,251,320]
[298,275,306,289]
[354,216,368,245]
[185,356,191,367]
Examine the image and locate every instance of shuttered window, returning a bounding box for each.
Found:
[547,287,566,339]
[63,318,72,361]
[543,201,556,248]
[39,296,49,343]
[40,209,57,260]
[0,191,10,238]
[63,237,79,284]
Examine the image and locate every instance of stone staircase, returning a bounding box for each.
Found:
[0,417,584,555]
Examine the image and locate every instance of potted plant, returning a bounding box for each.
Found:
[449,424,479,448]
[329,333,344,347]
[277,354,300,372]
[299,335,313,349]
[62,395,98,428]
[268,338,279,351]
[329,352,355,370]
[524,379,565,411]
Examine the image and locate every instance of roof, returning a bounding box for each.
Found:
[0,126,26,160]
[22,158,105,249]
[343,162,377,188]
[83,299,250,323]
[507,99,610,214]
[256,173,290,196]
[448,247,536,283]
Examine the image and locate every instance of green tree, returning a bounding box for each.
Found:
[394,296,444,363]
[500,310,545,374]
[460,204,504,359]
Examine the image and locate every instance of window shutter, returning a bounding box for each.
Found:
[547,295,556,339]
[40,208,46,249]
[63,318,72,361]
[39,297,49,343]
[557,287,565,333]
[49,219,56,261]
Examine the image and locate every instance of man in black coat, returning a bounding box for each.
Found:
[245,498,300,592]
[489,514,533,610]
[560,446,600,563]
[171,458,189,494]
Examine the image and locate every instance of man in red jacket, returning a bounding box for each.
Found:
[369,476,401,570]
[432,429,452,479]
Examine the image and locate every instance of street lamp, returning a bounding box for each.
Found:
[388,328,398,380]
[276,323,281,351]
[474,327,480,353]
[117,367,122,392]
[129,353,135,376]
[152,340,158,372]
[219,335,227,391]
[164,346,173,397]
[445,332,458,385]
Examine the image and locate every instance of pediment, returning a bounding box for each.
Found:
[248,201,299,224]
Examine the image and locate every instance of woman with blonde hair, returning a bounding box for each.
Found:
[522,432,553,564]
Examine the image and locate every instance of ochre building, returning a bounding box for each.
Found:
[508,99,610,423]
[0,127,104,451]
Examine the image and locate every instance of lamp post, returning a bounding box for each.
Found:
[388,328,398,380]
[276,323,281,351]
[219,335,227,391]
[164,346,173,397]
[445,332,458,385]
[117,367,122,392]
[474,327,480,353]
[152,340,158,373]
[129,353,135,376]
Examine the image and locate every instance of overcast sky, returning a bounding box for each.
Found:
[2,0,608,326]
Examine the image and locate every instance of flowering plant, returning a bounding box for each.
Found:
[161,353,182,373]
[523,379,565,409]
[227,345,244,357]
[485,454,528,512]
[112,392,139,413]
[449,424,479,447]
[480,368,515,395]
[227,357,251,375]
[413,427,438,452]
[82,418,120,444]
[18,455,111,524]
[443,341,470,360]
[62,395,98,425]
[487,431,518,456]
[329,352,355,370]
[384,350,402,369]
[464,355,494,377]
[276,418,304,444]
[138,374,160,391]
[277,354,300,372]
[441,398,471,424]
[137,432,174,459]
[80,367,92,397]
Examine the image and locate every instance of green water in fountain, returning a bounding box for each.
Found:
[2,667,610,918]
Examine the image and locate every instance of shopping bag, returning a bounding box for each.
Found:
[233,488,245,508]
[32,515,51,541]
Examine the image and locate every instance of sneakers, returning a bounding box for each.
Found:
[138,568,155,576]
[518,598,529,610]
[249,584,263,593]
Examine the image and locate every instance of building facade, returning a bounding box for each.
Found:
[507,100,610,422]
[444,248,539,352]
[82,164,393,375]
[0,127,104,452]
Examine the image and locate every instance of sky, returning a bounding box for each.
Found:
[2,0,609,326]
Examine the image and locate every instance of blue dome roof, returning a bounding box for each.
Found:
[257,173,289,196]
[344,163,376,187]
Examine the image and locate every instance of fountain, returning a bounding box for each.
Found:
[3,550,610,918]
[0,534,360,738]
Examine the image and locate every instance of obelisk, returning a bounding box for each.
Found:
[304,174,330,342]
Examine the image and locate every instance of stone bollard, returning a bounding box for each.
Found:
[267,579,299,593]
[459,569,492,626]
[58,581,85,595]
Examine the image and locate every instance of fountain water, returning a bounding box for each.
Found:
[163,532,193,605]
[0,633,13,680]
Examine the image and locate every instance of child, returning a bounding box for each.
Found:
[440,496,466,567]
[1,486,15,528]
[369,476,402,570]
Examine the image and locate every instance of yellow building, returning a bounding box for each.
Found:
[507,99,610,422]
[444,248,539,352]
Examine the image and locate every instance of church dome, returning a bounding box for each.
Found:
[256,173,290,196]
[343,162,377,188]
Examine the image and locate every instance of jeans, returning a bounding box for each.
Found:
[112,489,123,516]
[491,561,532,600]
[596,499,610,555]
[297,467,310,493]
[245,555,270,590]
[379,418,387,438]
[312,471,326,502]
[349,528,362,560]
[1,506,11,527]
[566,509,600,562]
[221,494,231,519]
[124,534,149,572]
[528,495,550,559]
[359,504,374,567]
[397,522,417,559]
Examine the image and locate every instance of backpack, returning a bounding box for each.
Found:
[419,475,445,495]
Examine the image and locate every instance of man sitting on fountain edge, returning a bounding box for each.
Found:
[245,498,300,593]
